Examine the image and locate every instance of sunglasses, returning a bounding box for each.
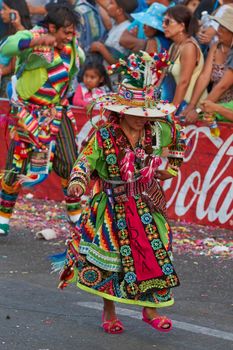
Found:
[163,17,177,26]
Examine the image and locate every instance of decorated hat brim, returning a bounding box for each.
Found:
[102,101,177,118]
[93,91,177,118]
[209,15,233,33]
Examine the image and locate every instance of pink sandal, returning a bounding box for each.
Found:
[102,311,124,334]
[142,308,172,333]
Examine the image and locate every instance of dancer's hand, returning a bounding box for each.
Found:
[67,183,83,198]
[30,34,57,48]
[155,170,174,181]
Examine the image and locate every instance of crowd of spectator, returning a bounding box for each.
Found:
[0,0,233,122]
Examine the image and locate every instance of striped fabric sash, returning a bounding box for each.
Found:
[10,100,77,151]
[47,47,71,97]
[28,44,72,105]
[102,177,148,197]
[102,177,167,217]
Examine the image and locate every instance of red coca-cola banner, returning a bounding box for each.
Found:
[0,99,232,229]
[161,124,233,230]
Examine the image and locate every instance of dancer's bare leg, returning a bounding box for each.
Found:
[102,298,124,333]
[103,298,117,320]
[144,307,170,328]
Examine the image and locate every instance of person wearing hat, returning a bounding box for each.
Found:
[183,5,233,123]
[55,51,187,334]
[130,2,171,53]
[203,4,233,102]
[197,0,233,46]
[120,0,173,53]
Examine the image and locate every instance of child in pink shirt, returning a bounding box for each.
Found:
[72,61,112,108]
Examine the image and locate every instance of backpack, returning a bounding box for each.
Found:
[74,0,106,52]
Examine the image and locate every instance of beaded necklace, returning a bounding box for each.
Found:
[112,117,153,156]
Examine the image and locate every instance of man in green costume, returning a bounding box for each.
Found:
[0,1,85,235]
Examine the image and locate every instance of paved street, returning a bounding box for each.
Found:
[0,225,232,350]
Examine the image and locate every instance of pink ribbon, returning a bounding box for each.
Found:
[120,149,135,182]
[140,156,162,183]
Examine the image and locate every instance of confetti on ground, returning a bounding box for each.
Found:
[12,195,70,238]
[12,195,233,259]
[171,221,233,259]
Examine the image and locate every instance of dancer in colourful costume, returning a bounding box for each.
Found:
[57,51,187,334]
[0,2,85,235]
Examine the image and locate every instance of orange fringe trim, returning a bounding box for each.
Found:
[0,212,12,219]
[1,178,21,194]
[68,209,82,216]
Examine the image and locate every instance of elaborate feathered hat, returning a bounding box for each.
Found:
[91,50,176,118]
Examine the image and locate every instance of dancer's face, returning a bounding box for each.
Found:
[122,115,149,132]
[49,23,75,50]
